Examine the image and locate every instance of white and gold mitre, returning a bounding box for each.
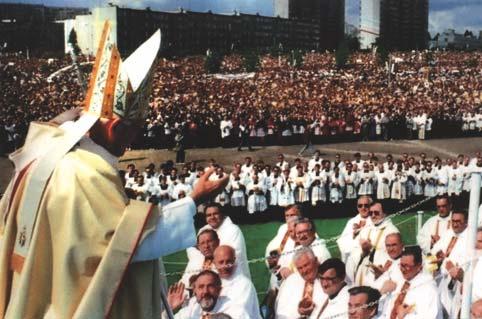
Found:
[84,21,160,123]
[8,23,161,262]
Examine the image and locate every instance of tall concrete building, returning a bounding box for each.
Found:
[379,0,428,50]
[0,3,88,55]
[359,0,380,49]
[273,0,345,49]
[358,0,428,50]
[68,6,322,57]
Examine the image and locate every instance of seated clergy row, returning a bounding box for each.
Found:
[263,197,482,318]
[172,195,482,318]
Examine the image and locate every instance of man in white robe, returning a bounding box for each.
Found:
[347,202,399,286]
[172,174,193,200]
[240,157,254,177]
[268,166,283,206]
[293,166,310,203]
[213,245,261,318]
[447,226,482,318]
[275,247,326,319]
[380,245,443,319]
[352,153,365,169]
[246,174,268,214]
[435,162,448,195]
[195,203,251,278]
[337,196,373,263]
[375,165,392,200]
[220,116,233,147]
[308,164,328,205]
[431,210,468,316]
[181,229,219,287]
[132,175,150,200]
[265,205,302,263]
[343,163,360,200]
[228,170,246,207]
[277,169,295,207]
[461,158,473,192]
[447,162,463,196]
[168,270,249,318]
[308,150,323,171]
[422,162,437,197]
[276,154,290,172]
[358,164,375,196]
[372,233,405,291]
[417,195,453,254]
[312,258,350,319]
[268,218,299,288]
[391,167,408,202]
[290,158,303,178]
[277,218,331,274]
[348,286,382,319]
[329,167,345,203]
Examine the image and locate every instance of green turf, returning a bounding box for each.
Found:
[163,211,436,297]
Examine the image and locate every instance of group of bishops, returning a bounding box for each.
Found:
[167,193,482,318]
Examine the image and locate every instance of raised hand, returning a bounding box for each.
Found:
[190,168,229,205]
[167,282,186,312]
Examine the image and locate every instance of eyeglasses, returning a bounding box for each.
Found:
[357,204,370,208]
[296,229,313,236]
[400,263,416,270]
[320,275,339,282]
[369,210,382,216]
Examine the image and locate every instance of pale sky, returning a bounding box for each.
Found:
[3,0,482,36]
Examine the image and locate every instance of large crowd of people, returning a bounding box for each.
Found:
[3,20,482,318]
[122,150,482,222]
[124,149,482,317]
[1,50,481,152]
[0,52,86,154]
[165,196,482,318]
[2,44,482,318]
[146,51,482,148]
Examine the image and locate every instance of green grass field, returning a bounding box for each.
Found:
[163,212,435,298]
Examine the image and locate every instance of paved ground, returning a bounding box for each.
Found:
[1,136,482,194]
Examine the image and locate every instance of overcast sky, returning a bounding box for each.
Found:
[4,0,482,36]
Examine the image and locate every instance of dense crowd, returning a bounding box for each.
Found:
[1,50,481,152]
[121,150,482,222]
[4,23,482,319]
[0,52,86,154]
[148,51,482,148]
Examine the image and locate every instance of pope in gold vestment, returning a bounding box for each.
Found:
[0,121,198,318]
